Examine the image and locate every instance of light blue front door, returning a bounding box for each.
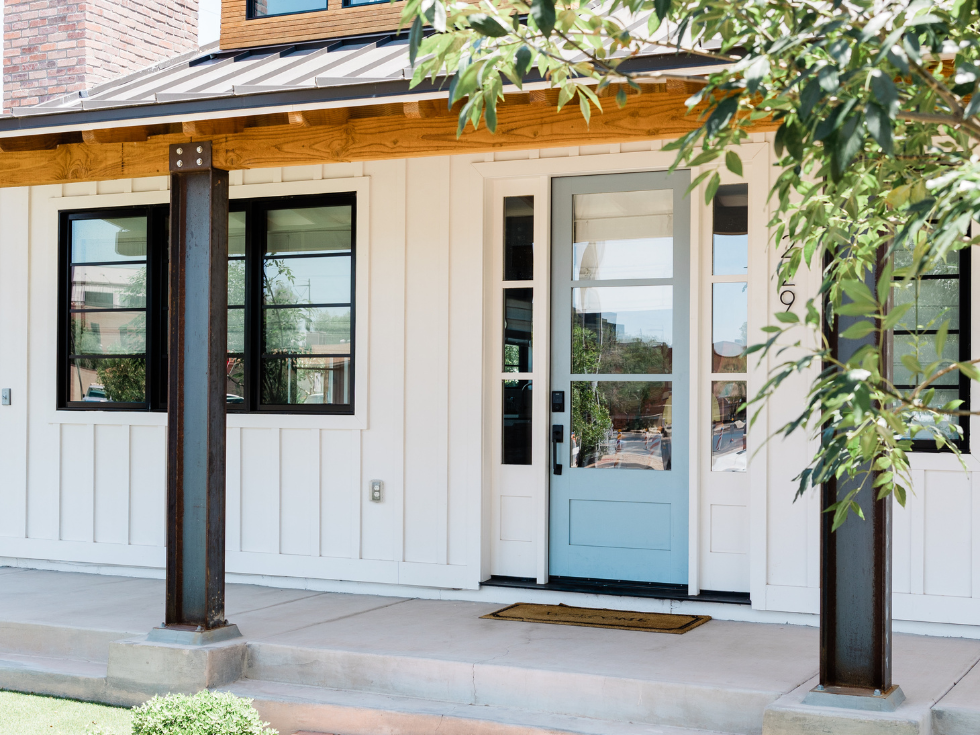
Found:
[549,171,690,584]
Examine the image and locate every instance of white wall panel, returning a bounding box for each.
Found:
[403,157,451,565]
[924,470,973,598]
[240,428,280,554]
[60,423,94,542]
[320,430,354,558]
[94,424,129,544]
[129,425,165,547]
[280,428,316,556]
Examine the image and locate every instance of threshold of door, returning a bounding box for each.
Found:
[483,575,751,605]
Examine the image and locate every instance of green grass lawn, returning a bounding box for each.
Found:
[0,691,131,735]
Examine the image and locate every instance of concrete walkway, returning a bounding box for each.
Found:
[1,567,979,735]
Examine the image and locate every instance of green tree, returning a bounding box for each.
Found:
[402,0,980,525]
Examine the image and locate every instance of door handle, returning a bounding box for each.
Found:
[552,424,563,476]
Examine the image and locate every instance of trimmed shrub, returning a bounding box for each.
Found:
[132,691,278,735]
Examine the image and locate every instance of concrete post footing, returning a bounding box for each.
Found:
[802,684,906,712]
[146,623,242,646]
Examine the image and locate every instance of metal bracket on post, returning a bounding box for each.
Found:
[159,141,239,644]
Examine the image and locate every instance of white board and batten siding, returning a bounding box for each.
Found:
[0,140,977,631]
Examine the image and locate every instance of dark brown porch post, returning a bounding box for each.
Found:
[160,141,237,640]
[806,257,903,711]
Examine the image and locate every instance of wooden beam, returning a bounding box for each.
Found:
[81,126,156,145]
[0,132,82,152]
[182,118,246,136]
[288,108,350,127]
[0,90,777,188]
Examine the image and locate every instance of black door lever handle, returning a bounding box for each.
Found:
[552,424,563,475]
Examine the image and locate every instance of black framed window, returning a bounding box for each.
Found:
[889,244,971,451]
[59,207,169,410]
[248,0,327,19]
[58,193,356,414]
[229,193,356,414]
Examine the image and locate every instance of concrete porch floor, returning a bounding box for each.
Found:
[1,567,979,735]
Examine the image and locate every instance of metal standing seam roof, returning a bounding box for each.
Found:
[0,16,725,135]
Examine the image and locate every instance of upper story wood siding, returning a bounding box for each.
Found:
[221,0,406,50]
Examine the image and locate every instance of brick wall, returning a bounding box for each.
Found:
[3,0,199,111]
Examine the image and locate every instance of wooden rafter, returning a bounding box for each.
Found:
[0,88,776,188]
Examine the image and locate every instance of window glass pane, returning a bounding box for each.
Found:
[892,278,960,330]
[261,356,350,405]
[263,255,351,305]
[504,288,532,373]
[251,0,327,17]
[69,357,146,403]
[229,211,246,256]
[503,379,533,464]
[907,387,962,441]
[70,311,146,355]
[265,206,351,256]
[712,282,747,373]
[228,307,245,353]
[504,196,534,281]
[573,190,673,280]
[71,264,147,309]
[263,306,351,354]
[712,184,748,275]
[892,333,960,387]
[229,259,246,307]
[571,380,672,470]
[894,242,959,275]
[71,217,147,263]
[711,381,746,472]
[227,357,245,405]
[572,286,672,374]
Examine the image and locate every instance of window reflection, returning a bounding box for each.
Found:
[572,286,672,375]
[251,0,327,18]
[503,380,532,464]
[712,184,748,276]
[711,381,746,472]
[571,381,672,470]
[504,288,532,372]
[261,356,350,405]
[712,282,747,373]
[504,196,534,281]
[573,190,673,280]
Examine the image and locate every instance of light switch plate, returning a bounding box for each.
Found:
[1,389,9,406]
[370,479,384,503]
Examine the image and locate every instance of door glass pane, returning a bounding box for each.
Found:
[503,380,533,464]
[892,278,960,330]
[504,196,534,281]
[892,333,960,386]
[712,282,747,373]
[261,355,350,406]
[570,381,672,470]
[504,288,533,372]
[711,381,747,472]
[572,286,672,374]
[712,184,748,275]
[573,190,673,280]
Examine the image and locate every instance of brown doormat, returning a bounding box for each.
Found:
[482,602,710,634]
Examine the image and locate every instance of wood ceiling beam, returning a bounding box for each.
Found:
[0,89,776,188]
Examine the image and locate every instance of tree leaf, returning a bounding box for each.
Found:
[469,14,509,37]
[578,92,592,125]
[514,45,532,80]
[841,279,876,305]
[654,0,671,20]
[818,65,839,93]
[408,16,424,67]
[775,310,800,323]
[864,102,893,155]
[870,71,899,116]
[725,150,743,176]
[840,321,875,340]
[704,171,721,205]
[704,95,739,138]
[935,320,949,358]
[531,0,556,37]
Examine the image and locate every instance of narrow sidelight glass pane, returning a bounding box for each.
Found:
[265,206,352,256]
[504,196,534,281]
[261,356,350,406]
[71,264,147,309]
[892,278,960,330]
[571,381,672,470]
[229,211,246,256]
[70,311,147,355]
[69,357,146,403]
[226,357,245,405]
[228,307,245,353]
[251,0,327,18]
[712,282,748,373]
[573,190,673,280]
[711,381,747,472]
[263,306,351,354]
[71,217,147,263]
[712,184,748,275]
[228,259,246,306]
[502,379,533,464]
[264,255,351,305]
[504,288,533,373]
[572,286,672,374]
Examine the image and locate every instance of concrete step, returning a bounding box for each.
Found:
[0,620,134,662]
[933,661,980,735]
[245,640,783,735]
[228,678,737,735]
[0,651,107,702]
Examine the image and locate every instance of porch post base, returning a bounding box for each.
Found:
[802,684,905,712]
[146,623,242,646]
